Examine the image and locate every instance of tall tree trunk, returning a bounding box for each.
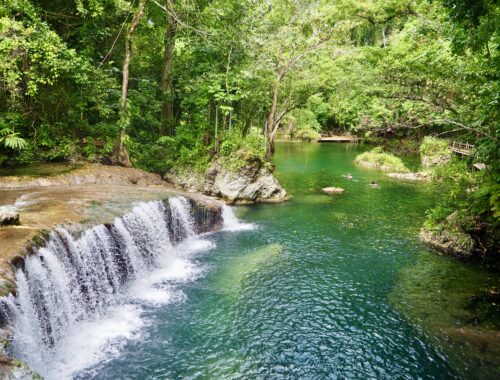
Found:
[266,71,283,158]
[113,0,146,167]
[160,14,177,136]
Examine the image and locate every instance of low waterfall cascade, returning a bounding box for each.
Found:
[0,197,233,378]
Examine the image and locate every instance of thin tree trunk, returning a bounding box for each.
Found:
[114,0,146,167]
[215,104,219,154]
[266,71,283,158]
[160,13,177,136]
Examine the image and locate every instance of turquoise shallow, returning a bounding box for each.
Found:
[79,142,497,379]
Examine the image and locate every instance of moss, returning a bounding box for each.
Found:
[0,281,14,297]
[354,147,409,172]
[27,229,50,249]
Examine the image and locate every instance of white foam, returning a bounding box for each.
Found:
[128,237,215,305]
[43,304,144,380]
[14,193,36,208]
[222,205,256,231]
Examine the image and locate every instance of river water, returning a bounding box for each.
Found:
[16,142,499,379]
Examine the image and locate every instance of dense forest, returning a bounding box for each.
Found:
[0,1,498,257]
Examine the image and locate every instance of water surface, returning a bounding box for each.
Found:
[77,142,497,379]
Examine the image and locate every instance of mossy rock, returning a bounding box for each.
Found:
[354,147,409,173]
[419,136,452,167]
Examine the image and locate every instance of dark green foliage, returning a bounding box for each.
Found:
[0,0,498,258]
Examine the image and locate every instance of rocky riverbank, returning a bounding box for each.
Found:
[164,159,287,204]
[420,226,476,259]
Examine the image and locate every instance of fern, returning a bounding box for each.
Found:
[0,128,28,150]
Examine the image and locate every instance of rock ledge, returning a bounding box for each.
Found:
[165,159,287,205]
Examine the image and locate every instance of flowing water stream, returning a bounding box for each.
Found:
[4,142,499,379]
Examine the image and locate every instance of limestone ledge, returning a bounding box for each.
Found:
[0,165,224,299]
[165,159,288,205]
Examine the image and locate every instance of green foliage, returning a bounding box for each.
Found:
[220,140,238,157]
[219,131,267,171]
[0,126,28,150]
[286,109,322,141]
[295,128,321,142]
[355,147,409,172]
[0,0,497,259]
[420,136,451,158]
[424,157,499,257]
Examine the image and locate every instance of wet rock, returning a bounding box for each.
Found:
[186,197,223,234]
[322,187,345,194]
[0,207,19,227]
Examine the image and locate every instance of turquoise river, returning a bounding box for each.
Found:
[73,142,499,379]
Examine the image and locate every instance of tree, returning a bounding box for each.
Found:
[113,0,147,167]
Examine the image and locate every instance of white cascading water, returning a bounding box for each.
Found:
[222,205,256,231]
[0,198,251,379]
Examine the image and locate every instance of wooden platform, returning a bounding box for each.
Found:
[318,135,359,143]
[449,141,474,156]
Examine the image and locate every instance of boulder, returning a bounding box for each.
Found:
[322,187,345,195]
[0,206,20,226]
[165,159,287,204]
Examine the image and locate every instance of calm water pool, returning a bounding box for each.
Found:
[76,142,498,379]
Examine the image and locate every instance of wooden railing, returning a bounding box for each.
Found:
[449,141,474,155]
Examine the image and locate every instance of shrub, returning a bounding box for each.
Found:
[220,140,238,157]
[295,128,321,142]
[420,136,451,157]
[354,147,409,172]
[420,136,452,167]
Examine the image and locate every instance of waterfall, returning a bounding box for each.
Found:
[222,205,256,231]
[0,198,254,379]
[1,197,216,379]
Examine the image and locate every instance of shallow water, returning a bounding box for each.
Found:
[36,142,497,379]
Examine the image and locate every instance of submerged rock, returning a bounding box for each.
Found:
[165,159,287,205]
[387,172,430,181]
[322,187,345,194]
[0,206,19,226]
